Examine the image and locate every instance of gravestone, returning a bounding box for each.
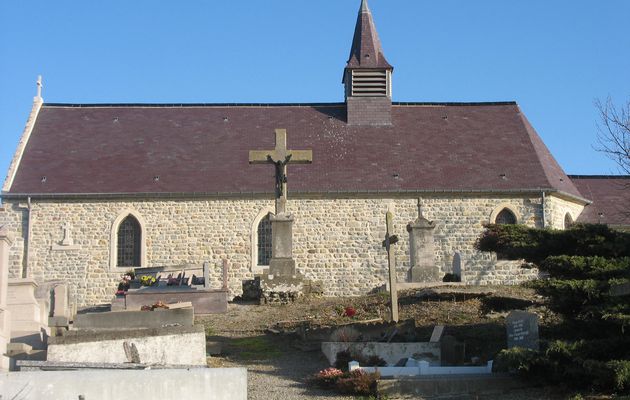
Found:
[452,252,462,281]
[440,335,466,366]
[407,199,439,282]
[506,310,539,351]
[49,284,71,327]
[429,325,445,343]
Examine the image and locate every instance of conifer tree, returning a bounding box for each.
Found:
[476,223,630,392]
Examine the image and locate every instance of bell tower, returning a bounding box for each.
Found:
[344,0,393,125]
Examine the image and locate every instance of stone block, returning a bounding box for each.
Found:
[9,331,46,351]
[48,316,69,327]
[429,325,445,343]
[7,279,44,332]
[52,284,70,319]
[0,368,247,399]
[122,289,228,315]
[73,308,193,330]
[47,325,207,366]
[268,258,296,277]
[270,214,294,257]
[321,342,440,366]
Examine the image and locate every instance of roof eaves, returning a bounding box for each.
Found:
[2,187,567,201]
[2,97,44,193]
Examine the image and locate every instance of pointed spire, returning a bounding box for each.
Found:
[346,0,392,70]
[361,0,369,13]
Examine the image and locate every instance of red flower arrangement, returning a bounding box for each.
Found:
[344,306,356,317]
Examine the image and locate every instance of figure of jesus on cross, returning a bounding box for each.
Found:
[249,129,313,216]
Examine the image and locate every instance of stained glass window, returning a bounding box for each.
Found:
[564,213,574,229]
[257,213,272,266]
[117,215,141,267]
[495,208,517,225]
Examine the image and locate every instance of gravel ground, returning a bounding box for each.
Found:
[208,334,355,400]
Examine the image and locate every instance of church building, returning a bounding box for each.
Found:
[1,0,594,306]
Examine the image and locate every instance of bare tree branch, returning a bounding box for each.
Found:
[595,97,630,175]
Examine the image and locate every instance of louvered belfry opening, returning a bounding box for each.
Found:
[117,215,141,267]
[350,69,390,97]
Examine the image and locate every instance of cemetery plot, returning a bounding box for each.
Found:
[112,262,228,315]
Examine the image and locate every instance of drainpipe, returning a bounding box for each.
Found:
[541,191,546,229]
[23,196,32,278]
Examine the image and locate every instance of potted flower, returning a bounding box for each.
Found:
[115,272,134,295]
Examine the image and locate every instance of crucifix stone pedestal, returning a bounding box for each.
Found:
[269,213,296,277]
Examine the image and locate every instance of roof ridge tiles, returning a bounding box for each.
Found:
[42,101,519,108]
[568,175,630,179]
[42,102,347,108]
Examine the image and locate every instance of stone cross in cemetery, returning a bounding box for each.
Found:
[383,210,399,322]
[249,129,312,277]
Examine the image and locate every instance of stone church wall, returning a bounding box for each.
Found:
[545,195,585,229]
[0,194,582,306]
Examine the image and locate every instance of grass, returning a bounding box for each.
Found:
[230,336,282,361]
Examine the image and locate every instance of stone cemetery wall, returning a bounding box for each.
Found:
[0,193,583,306]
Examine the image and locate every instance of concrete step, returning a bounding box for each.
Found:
[10,330,47,350]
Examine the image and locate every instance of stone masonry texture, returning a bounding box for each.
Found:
[0,194,583,306]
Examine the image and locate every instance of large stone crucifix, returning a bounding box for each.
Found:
[249,129,313,216]
[249,129,312,278]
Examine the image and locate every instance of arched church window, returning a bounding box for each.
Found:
[495,208,517,225]
[117,215,141,267]
[564,213,574,229]
[257,213,272,266]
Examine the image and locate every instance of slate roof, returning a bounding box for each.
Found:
[570,176,630,226]
[3,102,585,200]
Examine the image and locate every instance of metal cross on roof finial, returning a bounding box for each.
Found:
[36,75,43,98]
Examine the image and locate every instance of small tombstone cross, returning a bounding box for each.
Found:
[222,259,229,291]
[61,222,74,246]
[249,128,313,216]
[203,262,210,289]
[383,210,399,322]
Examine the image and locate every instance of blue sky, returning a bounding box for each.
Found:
[1,0,629,182]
